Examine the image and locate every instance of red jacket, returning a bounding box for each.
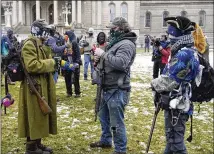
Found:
[160,47,171,64]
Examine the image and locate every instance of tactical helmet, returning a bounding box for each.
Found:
[49,24,56,36]
[31,19,52,38]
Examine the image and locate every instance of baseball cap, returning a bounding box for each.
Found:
[106,17,130,30]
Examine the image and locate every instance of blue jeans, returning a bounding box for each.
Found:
[99,89,130,153]
[145,43,150,52]
[53,71,58,84]
[84,54,94,79]
[164,110,189,154]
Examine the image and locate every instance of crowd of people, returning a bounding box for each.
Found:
[0,15,212,154]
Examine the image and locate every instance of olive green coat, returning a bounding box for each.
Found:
[18,35,57,140]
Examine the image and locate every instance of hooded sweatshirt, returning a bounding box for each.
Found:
[64,30,81,64]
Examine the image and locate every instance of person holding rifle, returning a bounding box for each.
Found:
[90,17,137,154]
[18,19,58,154]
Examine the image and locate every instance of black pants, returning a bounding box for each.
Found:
[64,68,81,95]
[164,110,189,154]
[153,60,166,79]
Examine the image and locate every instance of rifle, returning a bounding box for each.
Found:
[145,91,161,154]
[94,58,105,122]
[19,39,52,116]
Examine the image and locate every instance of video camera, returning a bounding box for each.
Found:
[153,38,161,47]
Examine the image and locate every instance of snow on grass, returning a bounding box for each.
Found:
[1,53,213,154]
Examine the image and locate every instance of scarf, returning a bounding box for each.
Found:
[170,34,194,56]
[107,31,126,50]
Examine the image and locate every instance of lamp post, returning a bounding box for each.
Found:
[62,1,71,26]
[2,1,13,27]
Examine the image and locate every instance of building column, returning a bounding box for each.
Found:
[12,1,17,26]
[53,1,58,24]
[97,1,102,26]
[18,1,23,24]
[5,9,12,27]
[92,1,96,25]
[77,0,81,23]
[36,1,40,19]
[72,0,76,22]
[26,2,31,25]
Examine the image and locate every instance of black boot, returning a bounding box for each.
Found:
[36,139,53,154]
[25,141,43,154]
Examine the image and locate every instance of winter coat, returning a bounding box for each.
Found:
[64,31,81,64]
[159,41,171,64]
[151,47,199,93]
[160,47,170,64]
[45,36,66,55]
[81,35,96,54]
[99,32,137,89]
[18,35,57,140]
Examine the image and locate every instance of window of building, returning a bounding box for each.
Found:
[181,11,187,17]
[163,11,169,27]
[121,2,128,20]
[32,5,42,22]
[145,11,151,27]
[109,3,116,22]
[1,6,5,26]
[199,10,206,27]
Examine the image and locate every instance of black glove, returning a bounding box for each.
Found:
[54,57,61,71]
[153,91,161,107]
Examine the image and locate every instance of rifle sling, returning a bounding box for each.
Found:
[21,38,42,93]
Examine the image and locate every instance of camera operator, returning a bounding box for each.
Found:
[151,37,162,79]
[151,35,170,79]
[159,34,171,73]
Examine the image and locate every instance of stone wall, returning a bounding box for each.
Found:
[139,1,213,47]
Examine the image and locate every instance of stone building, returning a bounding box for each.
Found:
[1,0,213,47]
[139,0,213,47]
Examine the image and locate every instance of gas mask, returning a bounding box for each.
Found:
[1,93,14,107]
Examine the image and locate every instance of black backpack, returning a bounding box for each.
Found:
[190,53,214,102]
[7,38,37,82]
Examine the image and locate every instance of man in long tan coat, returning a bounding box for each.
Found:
[18,19,57,154]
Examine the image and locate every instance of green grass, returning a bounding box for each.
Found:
[136,48,145,53]
[1,70,213,154]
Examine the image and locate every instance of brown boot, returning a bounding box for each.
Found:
[25,141,43,154]
[36,139,53,154]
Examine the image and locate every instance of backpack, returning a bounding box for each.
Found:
[7,38,38,82]
[190,52,214,102]
[1,37,9,57]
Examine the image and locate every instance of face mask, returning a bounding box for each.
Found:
[89,33,93,36]
[168,34,177,45]
[110,29,123,38]
[169,38,177,45]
